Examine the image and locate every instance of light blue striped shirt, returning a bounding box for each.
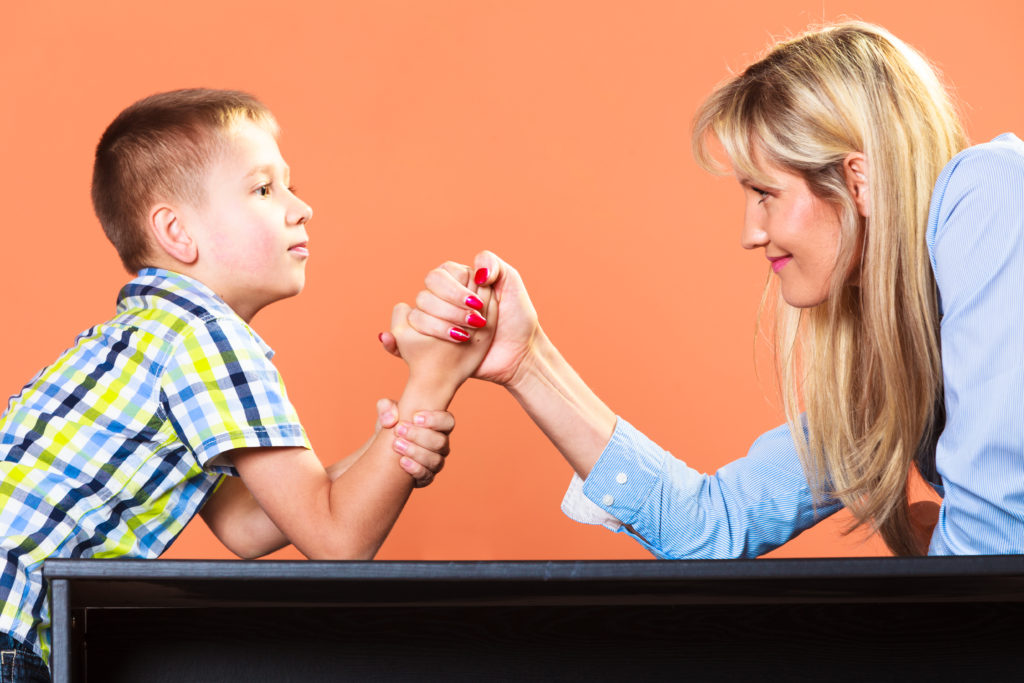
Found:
[564,133,1024,557]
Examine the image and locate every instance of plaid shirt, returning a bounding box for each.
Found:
[0,268,309,662]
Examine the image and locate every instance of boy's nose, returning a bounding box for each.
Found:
[291,197,313,225]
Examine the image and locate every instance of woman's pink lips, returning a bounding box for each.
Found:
[289,242,309,257]
[769,256,792,273]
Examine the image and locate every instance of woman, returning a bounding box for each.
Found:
[385,21,1024,557]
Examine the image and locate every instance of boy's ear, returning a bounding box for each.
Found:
[843,152,870,218]
[148,204,198,265]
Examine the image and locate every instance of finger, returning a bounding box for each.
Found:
[378,332,401,358]
[395,421,450,455]
[395,438,445,474]
[438,261,473,288]
[411,409,456,434]
[472,250,504,287]
[376,398,398,430]
[425,266,484,312]
[390,302,412,333]
[393,435,446,473]
[400,456,435,488]
[415,289,488,329]
[408,307,472,343]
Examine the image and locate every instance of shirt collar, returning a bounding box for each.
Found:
[117,268,276,359]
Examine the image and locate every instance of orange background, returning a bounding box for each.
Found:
[2,1,1021,560]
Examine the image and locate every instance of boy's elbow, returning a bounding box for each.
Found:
[217,533,274,560]
[231,544,266,561]
[300,536,380,561]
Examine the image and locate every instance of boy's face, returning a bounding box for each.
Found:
[184,120,313,321]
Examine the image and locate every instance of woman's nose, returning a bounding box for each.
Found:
[740,210,768,250]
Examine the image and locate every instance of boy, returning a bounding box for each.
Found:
[0,89,493,677]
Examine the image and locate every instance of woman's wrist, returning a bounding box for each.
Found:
[504,325,551,395]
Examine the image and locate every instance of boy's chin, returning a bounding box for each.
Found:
[276,280,306,302]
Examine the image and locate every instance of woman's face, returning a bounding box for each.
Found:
[736,159,847,308]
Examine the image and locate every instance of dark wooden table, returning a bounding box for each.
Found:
[44,556,1024,682]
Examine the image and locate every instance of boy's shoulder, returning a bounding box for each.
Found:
[115,268,275,361]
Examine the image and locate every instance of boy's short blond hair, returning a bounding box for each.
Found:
[92,88,279,272]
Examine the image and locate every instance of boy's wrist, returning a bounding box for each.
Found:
[398,373,461,416]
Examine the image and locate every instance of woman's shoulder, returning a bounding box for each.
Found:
[928,133,1024,239]
[936,133,1024,191]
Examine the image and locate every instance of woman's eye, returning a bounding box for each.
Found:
[751,187,770,204]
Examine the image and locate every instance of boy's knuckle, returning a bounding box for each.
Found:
[425,269,445,289]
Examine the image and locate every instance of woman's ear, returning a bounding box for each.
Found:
[843,152,870,218]
[148,204,199,265]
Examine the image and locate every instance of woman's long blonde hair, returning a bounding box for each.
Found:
[692,22,967,555]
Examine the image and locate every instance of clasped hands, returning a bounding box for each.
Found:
[375,250,540,488]
[380,250,538,391]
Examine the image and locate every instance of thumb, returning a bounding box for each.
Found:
[376,397,398,431]
[473,250,503,288]
[391,302,412,333]
[378,331,401,358]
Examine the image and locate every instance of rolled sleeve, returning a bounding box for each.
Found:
[564,417,842,559]
[582,418,678,525]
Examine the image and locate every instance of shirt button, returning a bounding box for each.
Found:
[616,472,628,484]
[602,494,615,506]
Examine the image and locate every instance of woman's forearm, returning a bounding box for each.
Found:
[505,327,617,478]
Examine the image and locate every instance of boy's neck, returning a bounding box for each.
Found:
[137,260,266,323]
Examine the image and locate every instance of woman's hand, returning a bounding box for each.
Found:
[381,251,540,387]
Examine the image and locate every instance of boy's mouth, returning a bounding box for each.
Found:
[288,241,309,257]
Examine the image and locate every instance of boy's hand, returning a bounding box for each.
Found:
[387,273,497,395]
[373,398,456,488]
[381,251,538,387]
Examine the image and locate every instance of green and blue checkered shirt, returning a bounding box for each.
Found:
[0,268,310,662]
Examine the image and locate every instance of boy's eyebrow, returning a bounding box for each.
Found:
[245,164,291,183]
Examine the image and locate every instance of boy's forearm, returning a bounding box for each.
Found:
[506,328,617,479]
[319,376,458,559]
[205,439,376,559]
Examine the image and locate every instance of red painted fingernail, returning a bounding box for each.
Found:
[449,327,471,342]
[474,268,489,285]
[378,333,385,343]
[466,312,486,328]
[465,294,483,311]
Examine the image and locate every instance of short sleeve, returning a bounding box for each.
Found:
[159,315,311,474]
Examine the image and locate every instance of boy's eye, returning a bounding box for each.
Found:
[257,184,271,197]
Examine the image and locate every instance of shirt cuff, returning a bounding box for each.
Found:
[580,417,669,525]
[560,417,671,528]
[197,424,311,474]
[560,472,624,531]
